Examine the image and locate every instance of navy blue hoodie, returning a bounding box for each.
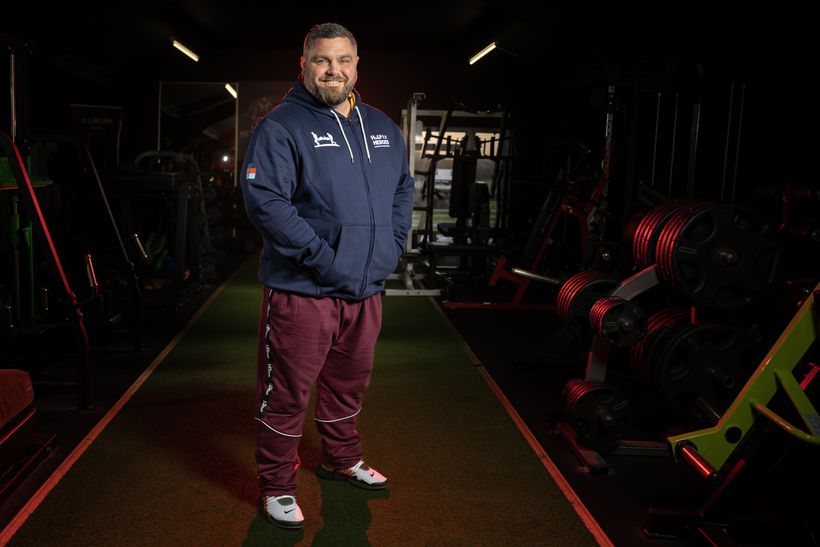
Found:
[241,81,414,299]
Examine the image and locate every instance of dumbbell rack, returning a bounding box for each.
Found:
[557,265,671,474]
[555,198,785,472]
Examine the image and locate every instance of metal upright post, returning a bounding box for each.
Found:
[720,82,736,202]
[9,50,16,141]
[651,92,661,188]
[686,102,701,199]
[667,92,680,197]
[730,84,746,203]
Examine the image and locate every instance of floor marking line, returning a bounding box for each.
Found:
[430,299,614,547]
[1,268,242,545]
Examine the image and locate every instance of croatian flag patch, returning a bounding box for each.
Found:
[246,166,257,180]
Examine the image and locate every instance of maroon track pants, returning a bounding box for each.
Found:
[255,287,382,496]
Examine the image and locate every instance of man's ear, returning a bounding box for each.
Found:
[300,56,306,70]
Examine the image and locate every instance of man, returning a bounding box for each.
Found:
[241,22,414,530]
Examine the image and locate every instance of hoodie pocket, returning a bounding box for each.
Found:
[368,225,399,283]
[319,224,371,297]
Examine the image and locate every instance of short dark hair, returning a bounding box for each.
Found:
[303,22,357,56]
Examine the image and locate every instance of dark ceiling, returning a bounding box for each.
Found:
[4,1,815,80]
[2,1,817,171]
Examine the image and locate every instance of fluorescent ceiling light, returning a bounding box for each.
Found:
[225,83,238,99]
[171,39,199,62]
[469,41,497,65]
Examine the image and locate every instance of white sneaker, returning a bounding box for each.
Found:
[316,460,388,490]
[260,495,304,530]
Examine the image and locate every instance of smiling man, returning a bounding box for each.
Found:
[241,23,414,530]
[301,31,358,111]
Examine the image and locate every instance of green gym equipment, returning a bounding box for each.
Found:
[645,283,819,543]
[667,283,819,478]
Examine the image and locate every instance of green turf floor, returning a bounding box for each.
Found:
[6,257,599,546]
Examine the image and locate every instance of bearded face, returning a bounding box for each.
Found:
[301,37,358,108]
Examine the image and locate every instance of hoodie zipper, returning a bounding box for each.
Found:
[337,110,375,299]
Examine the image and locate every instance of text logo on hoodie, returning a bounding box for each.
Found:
[370,134,391,148]
[311,131,339,148]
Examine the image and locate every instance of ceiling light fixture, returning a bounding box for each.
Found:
[469,41,497,65]
[225,83,238,99]
[468,41,526,66]
[171,39,199,62]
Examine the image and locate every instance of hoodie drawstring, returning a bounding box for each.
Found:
[355,106,372,164]
[330,109,355,163]
[330,107,372,165]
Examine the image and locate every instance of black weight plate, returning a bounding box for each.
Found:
[564,379,631,448]
[661,204,780,310]
[650,323,756,424]
[592,298,647,347]
[557,271,616,339]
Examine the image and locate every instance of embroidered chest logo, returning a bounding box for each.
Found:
[311,131,339,148]
[369,134,390,148]
[246,167,257,180]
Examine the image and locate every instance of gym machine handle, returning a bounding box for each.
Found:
[84,253,100,298]
[74,253,101,307]
[676,441,723,483]
[131,233,149,263]
[511,267,562,286]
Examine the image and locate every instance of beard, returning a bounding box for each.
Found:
[304,75,355,107]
